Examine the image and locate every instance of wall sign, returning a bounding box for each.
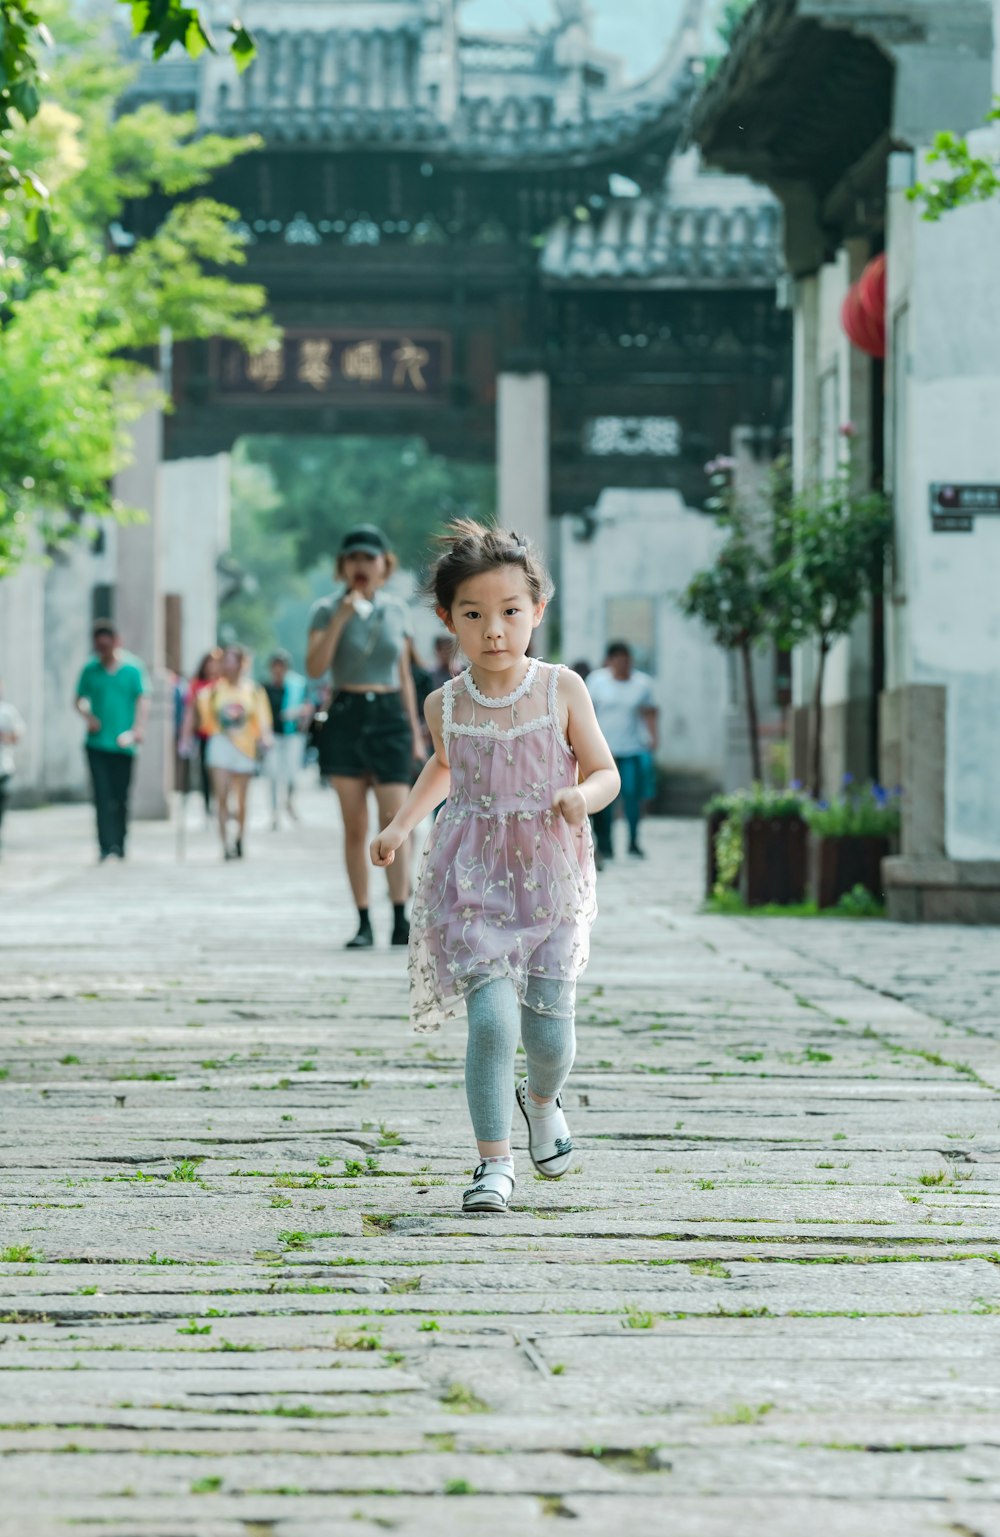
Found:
[214,331,451,401]
[930,483,1000,533]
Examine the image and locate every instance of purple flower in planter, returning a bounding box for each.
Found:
[842,772,854,787]
[817,799,829,811]
[790,778,803,792]
[872,784,888,806]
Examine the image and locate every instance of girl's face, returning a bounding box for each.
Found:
[441,565,545,673]
[339,551,386,597]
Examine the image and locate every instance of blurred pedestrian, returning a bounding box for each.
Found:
[74,622,150,862]
[180,649,222,820]
[306,524,424,949]
[587,641,659,860]
[263,649,308,828]
[429,633,460,691]
[0,678,25,858]
[196,644,273,860]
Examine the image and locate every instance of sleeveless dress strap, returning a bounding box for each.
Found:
[547,663,573,756]
[546,661,560,720]
[442,676,455,740]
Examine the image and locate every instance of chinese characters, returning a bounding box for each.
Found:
[222,333,446,399]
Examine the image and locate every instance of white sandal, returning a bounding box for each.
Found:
[462,1161,516,1214]
[516,1078,574,1180]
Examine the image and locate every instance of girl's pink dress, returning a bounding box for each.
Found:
[409,659,597,1031]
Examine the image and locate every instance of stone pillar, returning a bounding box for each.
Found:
[0,547,45,803]
[161,455,231,675]
[497,372,550,653]
[114,392,171,820]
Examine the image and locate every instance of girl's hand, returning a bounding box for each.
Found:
[371,824,406,867]
[552,786,588,826]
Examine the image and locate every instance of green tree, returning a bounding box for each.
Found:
[908,102,1000,221]
[679,525,771,783]
[771,472,892,798]
[678,457,787,783]
[703,0,754,78]
[0,29,274,573]
[0,0,253,206]
[242,436,496,579]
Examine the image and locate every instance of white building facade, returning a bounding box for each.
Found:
[694,0,1000,919]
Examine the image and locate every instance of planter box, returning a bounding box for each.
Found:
[705,809,728,898]
[809,834,891,910]
[740,816,807,907]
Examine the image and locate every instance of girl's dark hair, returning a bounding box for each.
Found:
[196,647,222,682]
[426,518,554,613]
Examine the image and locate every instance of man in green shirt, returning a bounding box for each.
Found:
[74,622,150,860]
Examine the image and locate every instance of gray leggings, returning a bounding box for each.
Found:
[465,976,576,1143]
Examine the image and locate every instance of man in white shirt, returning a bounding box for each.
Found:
[586,642,658,859]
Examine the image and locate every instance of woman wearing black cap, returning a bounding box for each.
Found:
[306,524,424,948]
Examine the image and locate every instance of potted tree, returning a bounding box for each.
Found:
[805,781,901,909]
[682,458,782,895]
[680,460,776,784]
[772,467,893,798]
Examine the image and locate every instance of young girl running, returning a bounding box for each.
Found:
[370,521,620,1214]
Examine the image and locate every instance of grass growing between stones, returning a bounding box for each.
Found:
[713,1402,776,1426]
[440,1382,489,1413]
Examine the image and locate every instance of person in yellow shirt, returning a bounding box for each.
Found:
[196,645,273,860]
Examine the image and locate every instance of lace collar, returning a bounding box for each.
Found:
[462,658,540,709]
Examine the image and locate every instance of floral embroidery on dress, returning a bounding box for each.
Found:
[408,661,597,1032]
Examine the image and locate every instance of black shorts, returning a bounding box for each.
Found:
[319,690,413,785]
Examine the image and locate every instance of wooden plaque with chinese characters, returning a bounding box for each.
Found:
[214,331,452,402]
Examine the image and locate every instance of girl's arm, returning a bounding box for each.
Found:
[371,690,450,866]
[552,668,621,824]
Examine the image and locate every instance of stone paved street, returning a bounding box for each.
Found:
[1,785,999,1537]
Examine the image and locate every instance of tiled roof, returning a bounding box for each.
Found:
[541,195,783,285]
[204,28,693,166]
[125,8,695,170]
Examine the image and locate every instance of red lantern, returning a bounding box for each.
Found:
[841,253,887,359]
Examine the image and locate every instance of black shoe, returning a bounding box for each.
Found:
[628,842,645,859]
[235,837,244,859]
[391,916,410,947]
[346,925,374,950]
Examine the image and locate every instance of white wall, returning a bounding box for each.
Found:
[0,525,119,802]
[559,488,727,782]
[887,166,1000,858]
[0,550,45,793]
[161,454,231,675]
[790,246,877,720]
